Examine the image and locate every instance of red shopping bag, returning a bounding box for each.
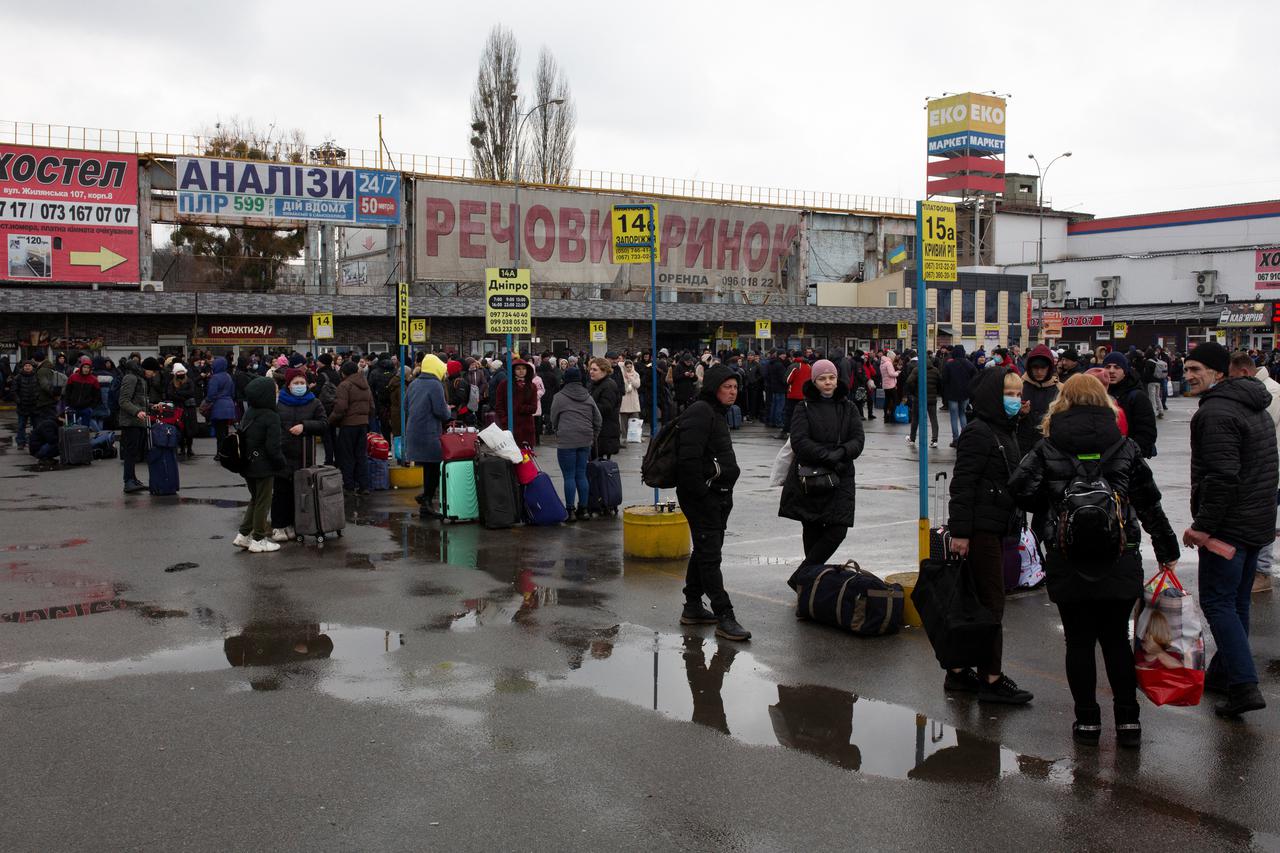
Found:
[1134,569,1205,707]
[514,447,539,485]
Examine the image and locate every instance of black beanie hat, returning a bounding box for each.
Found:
[341,361,358,376]
[319,353,333,366]
[141,357,161,371]
[1185,341,1230,376]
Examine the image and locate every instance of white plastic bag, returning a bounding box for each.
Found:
[477,424,523,463]
[1016,528,1045,589]
[769,438,795,487]
[626,417,643,444]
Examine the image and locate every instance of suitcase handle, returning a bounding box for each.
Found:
[933,471,948,527]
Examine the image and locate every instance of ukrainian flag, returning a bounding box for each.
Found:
[887,243,907,265]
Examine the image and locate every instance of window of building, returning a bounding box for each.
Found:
[886,291,898,307]
[962,290,976,323]
[985,291,1000,323]
[936,288,952,322]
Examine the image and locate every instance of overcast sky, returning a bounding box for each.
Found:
[5,0,1275,218]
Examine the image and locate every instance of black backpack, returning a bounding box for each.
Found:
[217,431,245,475]
[641,409,690,488]
[1055,438,1127,562]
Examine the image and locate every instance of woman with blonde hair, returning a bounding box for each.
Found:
[1011,373,1179,748]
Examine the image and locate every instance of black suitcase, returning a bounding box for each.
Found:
[59,424,93,466]
[791,561,904,636]
[474,453,522,529]
[912,557,1001,669]
[587,458,622,516]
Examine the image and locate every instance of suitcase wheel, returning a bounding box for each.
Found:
[296,535,304,544]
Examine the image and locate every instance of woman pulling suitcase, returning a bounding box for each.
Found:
[269,368,328,542]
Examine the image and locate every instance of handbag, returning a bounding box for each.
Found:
[796,464,839,493]
[198,399,213,419]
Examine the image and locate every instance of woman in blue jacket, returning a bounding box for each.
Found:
[205,356,238,449]
[404,354,452,518]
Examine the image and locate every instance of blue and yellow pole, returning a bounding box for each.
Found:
[916,201,929,564]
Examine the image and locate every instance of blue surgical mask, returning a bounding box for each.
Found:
[290,384,308,396]
[1002,397,1021,417]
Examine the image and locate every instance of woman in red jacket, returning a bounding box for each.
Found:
[778,355,811,439]
[495,359,539,447]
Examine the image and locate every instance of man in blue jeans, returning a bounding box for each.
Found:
[1182,342,1278,718]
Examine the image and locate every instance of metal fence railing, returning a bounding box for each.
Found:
[1,120,915,216]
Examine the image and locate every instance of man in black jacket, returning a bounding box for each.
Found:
[676,364,750,641]
[1183,341,1279,717]
[1102,352,1158,458]
[13,360,39,450]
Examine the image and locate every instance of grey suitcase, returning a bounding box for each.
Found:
[294,440,345,546]
[59,424,93,465]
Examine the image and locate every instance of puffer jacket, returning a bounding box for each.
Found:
[590,375,622,455]
[676,364,741,531]
[13,367,39,415]
[1109,372,1157,458]
[276,390,327,472]
[899,359,942,402]
[778,380,865,527]
[1010,405,1178,603]
[1190,377,1280,546]
[1017,345,1060,451]
[941,348,977,403]
[62,369,100,410]
[328,371,373,427]
[948,368,1022,538]
[205,358,238,421]
[239,376,287,479]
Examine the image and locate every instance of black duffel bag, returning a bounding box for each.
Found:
[912,557,1001,669]
[791,561,904,637]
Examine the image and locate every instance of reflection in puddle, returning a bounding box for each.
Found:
[427,578,610,632]
[552,625,1037,783]
[1,538,89,552]
[0,596,187,625]
[175,497,250,508]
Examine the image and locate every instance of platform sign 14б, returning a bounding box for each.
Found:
[921,201,957,282]
[485,268,531,335]
[611,203,660,264]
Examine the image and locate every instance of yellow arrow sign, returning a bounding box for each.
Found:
[69,246,127,272]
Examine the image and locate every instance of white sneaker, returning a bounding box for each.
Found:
[248,538,281,553]
[929,440,938,448]
[233,533,252,549]
[906,436,915,444]
[271,528,291,543]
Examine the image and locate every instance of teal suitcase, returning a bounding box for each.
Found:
[441,459,480,523]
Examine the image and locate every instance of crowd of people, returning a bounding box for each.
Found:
[3,336,1278,744]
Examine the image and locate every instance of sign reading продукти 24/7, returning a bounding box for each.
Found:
[485,267,531,335]
[175,157,401,227]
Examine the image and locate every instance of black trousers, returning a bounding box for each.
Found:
[120,425,145,483]
[802,523,848,567]
[336,425,369,490]
[421,461,442,504]
[678,490,733,617]
[965,532,1006,677]
[909,400,939,443]
[1058,598,1139,716]
[271,475,295,530]
[213,419,231,449]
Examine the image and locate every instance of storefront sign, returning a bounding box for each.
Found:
[755,319,771,339]
[611,203,660,264]
[1257,249,1280,290]
[485,267,531,335]
[208,324,275,338]
[1,144,139,284]
[926,93,1007,155]
[1041,310,1063,337]
[1062,315,1104,328]
[1218,303,1268,327]
[413,179,799,292]
[194,323,286,346]
[920,201,957,282]
[589,321,608,343]
[176,157,401,227]
[1096,330,1111,341]
[311,312,333,340]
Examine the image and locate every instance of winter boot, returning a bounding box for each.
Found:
[680,601,718,625]
[1072,704,1102,745]
[1215,683,1266,718]
[1114,704,1141,748]
[715,612,752,642]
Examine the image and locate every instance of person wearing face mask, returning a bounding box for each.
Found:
[164,363,198,457]
[778,359,865,570]
[945,367,1032,705]
[268,368,328,541]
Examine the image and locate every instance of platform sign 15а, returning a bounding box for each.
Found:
[920,201,957,282]
[0,144,139,283]
[485,268,532,335]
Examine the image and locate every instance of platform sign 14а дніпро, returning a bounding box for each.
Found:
[311,312,333,340]
[397,283,410,345]
[485,268,531,335]
[611,203,660,265]
[921,201,957,282]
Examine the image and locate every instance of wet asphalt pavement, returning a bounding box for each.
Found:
[3,399,1280,851]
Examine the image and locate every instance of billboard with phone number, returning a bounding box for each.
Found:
[175,157,401,227]
[0,144,139,283]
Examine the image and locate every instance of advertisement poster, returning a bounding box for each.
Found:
[0,144,139,283]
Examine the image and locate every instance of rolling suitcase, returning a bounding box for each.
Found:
[725,404,743,430]
[59,424,93,466]
[523,471,568,525]
[587,457,623,516]
[294,442,346,546]
[474,453,522,529]
[368,457,390,491]
[440,459,480,523]
[147,423,181,496]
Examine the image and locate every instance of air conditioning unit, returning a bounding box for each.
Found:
[1048,279,1066,302]
[1214,293,1230,305]
[1194,270,1218,297]
[141,281,165,293]
[1078,297,1091,309]
[1063,298,1078,310]
[1098,276,1121,301]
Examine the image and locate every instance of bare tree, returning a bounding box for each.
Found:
[469,25,521,181]
[524,48,576,184]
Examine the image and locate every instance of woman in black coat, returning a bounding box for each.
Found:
[1010,373,1179,747]
[945,366,1031,705]
[778,359,865,569]
[270,368,329,541]
[588,357,621,458]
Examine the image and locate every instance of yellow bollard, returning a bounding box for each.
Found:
[885,571,922,627]
[389,464,424,490]
[623,505,691,559]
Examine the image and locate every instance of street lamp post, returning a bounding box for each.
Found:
[1028,151,1071,342]
[504,96,565,430]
